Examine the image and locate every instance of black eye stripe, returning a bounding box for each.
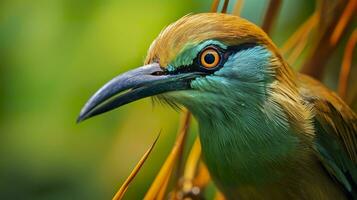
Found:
[226,43,258,52]
[166,43,258,75]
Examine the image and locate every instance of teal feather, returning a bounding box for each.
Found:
[81,12,357,199]
[164,44,304,197]
[168,40,227,71]
[162,41,356,199]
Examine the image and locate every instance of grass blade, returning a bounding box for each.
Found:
[112,133,161,200]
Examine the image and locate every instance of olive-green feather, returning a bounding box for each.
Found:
[298,74,357,198]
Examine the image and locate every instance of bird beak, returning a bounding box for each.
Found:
[77,63,202,122]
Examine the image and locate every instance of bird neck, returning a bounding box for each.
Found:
[182,46,309,192]
[165,45,313,194]
[190,87,303,194]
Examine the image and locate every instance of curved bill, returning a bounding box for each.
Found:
[77,63,203,123]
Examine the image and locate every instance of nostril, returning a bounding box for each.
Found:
[151,71,165,76]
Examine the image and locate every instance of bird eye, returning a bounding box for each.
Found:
[200,48,220,69]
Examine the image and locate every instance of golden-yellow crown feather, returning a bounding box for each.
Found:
[145,13,279,67]
[145,13,297,93]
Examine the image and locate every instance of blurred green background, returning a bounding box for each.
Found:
[0,0,355,199]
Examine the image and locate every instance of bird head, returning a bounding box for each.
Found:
[77,13,295,122]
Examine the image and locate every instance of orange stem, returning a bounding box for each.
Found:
[280,12,318,55]
[338,29,357,99]
[112,133,160,200]
[232,0,244,16]
[330,0,357,46]
[300,1,349,79]
[192,162,211,189]
[211,0,220,12]
[144,110,191,199]
[286,17,317,65]
[182,138,202,192]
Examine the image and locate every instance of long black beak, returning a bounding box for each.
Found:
[77,63,202,123]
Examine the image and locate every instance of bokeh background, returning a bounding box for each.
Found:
[0,0,355,199]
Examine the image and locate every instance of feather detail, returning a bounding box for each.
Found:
[143,12,357,199]
[298,74,357,198]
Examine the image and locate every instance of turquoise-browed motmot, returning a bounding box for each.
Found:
[78,13,357,199]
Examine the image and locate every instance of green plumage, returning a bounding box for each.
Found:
[79,13,357,200]
[164,40,357,199]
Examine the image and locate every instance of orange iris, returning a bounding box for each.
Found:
[200,48,220,69]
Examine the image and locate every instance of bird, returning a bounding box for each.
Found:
[77,13,357,200]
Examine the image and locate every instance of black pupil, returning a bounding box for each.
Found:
[204,53,215,64]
